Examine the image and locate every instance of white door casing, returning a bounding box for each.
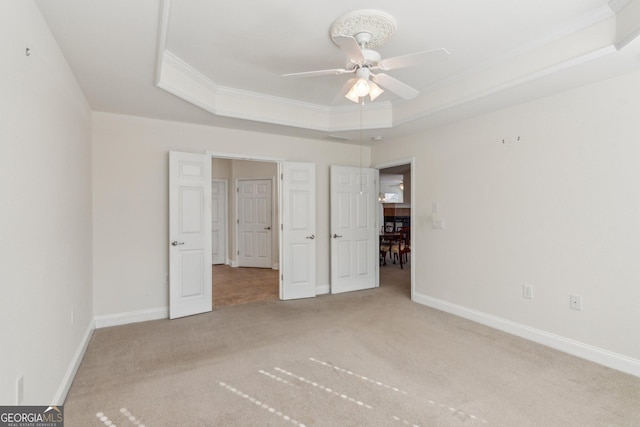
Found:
[330,165,378,294]
[237,179,272,268]
[169,151,212,319]
[211,179,227,265]
[281,162,316,300]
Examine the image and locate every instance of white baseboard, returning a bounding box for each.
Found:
[53,321,94,405]
[316,283,330,295]
[272,262,280,270]
[412,292,640,378]
[94,307,168,329]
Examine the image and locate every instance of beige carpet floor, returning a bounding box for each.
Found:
[65,263,640,426]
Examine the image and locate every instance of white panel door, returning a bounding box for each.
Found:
[169,151,212,319]
[238,179,272,268]
[330,166,378,294]
[211,179,227,265]
[281,162,316,300]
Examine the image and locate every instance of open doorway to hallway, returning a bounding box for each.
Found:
[211,157,279,307]
[378,162,412,297]
[212,265,278,306]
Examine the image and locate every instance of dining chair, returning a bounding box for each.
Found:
[391,227,410,269]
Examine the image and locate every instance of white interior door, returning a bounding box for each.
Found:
[211,179,227,265]
[281,162,316,299]
[237,179,272,268]
[330,165,378,294]
[169,151,212,319]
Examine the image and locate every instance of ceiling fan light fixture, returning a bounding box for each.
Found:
[345,85,361,103]
[354,78,370,96]
[368,81,384,101]
[345,76,383,103]
[345,77,370,103]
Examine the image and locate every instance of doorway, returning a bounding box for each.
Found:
[170,151,317,318]
[211,157,279,307]
[376,159,414,299]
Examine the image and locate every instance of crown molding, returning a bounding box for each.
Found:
[155,0,172,85]
[423,4,615,95]
[157,50,396,132]
[393,45,617,128]
[608,0,631,14]
[156,0,628,137]
[611,0,640,49]
[157,50,220,116]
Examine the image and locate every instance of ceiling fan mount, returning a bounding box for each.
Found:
[329,10,397,49]
[283,10,449,103]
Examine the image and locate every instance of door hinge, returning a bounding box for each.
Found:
[281,224,283,231]
[237,250,240,255]
[237,219,239,224]
[237,187,239,193]
[280,173,283,180]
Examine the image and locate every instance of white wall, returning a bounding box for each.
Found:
[0,1,93,404]
[92,112,368,318]
[372,69,640,372]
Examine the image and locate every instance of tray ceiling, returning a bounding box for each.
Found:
[36,0,640,144]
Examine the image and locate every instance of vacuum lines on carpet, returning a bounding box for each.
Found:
[218,356,488,426]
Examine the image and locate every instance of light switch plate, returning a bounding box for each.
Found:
[570,295,582,310]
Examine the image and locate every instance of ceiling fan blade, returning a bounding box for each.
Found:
[282,68,351,78]
[370,73,419,100]
[377,48,449,71]
[333,35,365,64]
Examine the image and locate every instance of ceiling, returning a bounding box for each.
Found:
[36,0,640,145]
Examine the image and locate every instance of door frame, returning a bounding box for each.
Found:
[373,157,416,301]
[207,151,286,289]
[211,178,228,265]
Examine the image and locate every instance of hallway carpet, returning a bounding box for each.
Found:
[65,270,640,426]
[212,265,279,307]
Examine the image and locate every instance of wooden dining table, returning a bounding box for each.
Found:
[380,232,401,241]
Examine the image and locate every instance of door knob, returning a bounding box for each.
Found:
[332,234,343,238]
[306,235,315,239]
[264,226,271,230]
[171,241,185,246]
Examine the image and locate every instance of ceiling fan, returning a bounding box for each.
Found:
[282,10,449,103]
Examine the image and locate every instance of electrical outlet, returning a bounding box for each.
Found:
[432,218,444,229]
[17,375,23,405]
[523,285,533,299]
[570,294,582,310]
